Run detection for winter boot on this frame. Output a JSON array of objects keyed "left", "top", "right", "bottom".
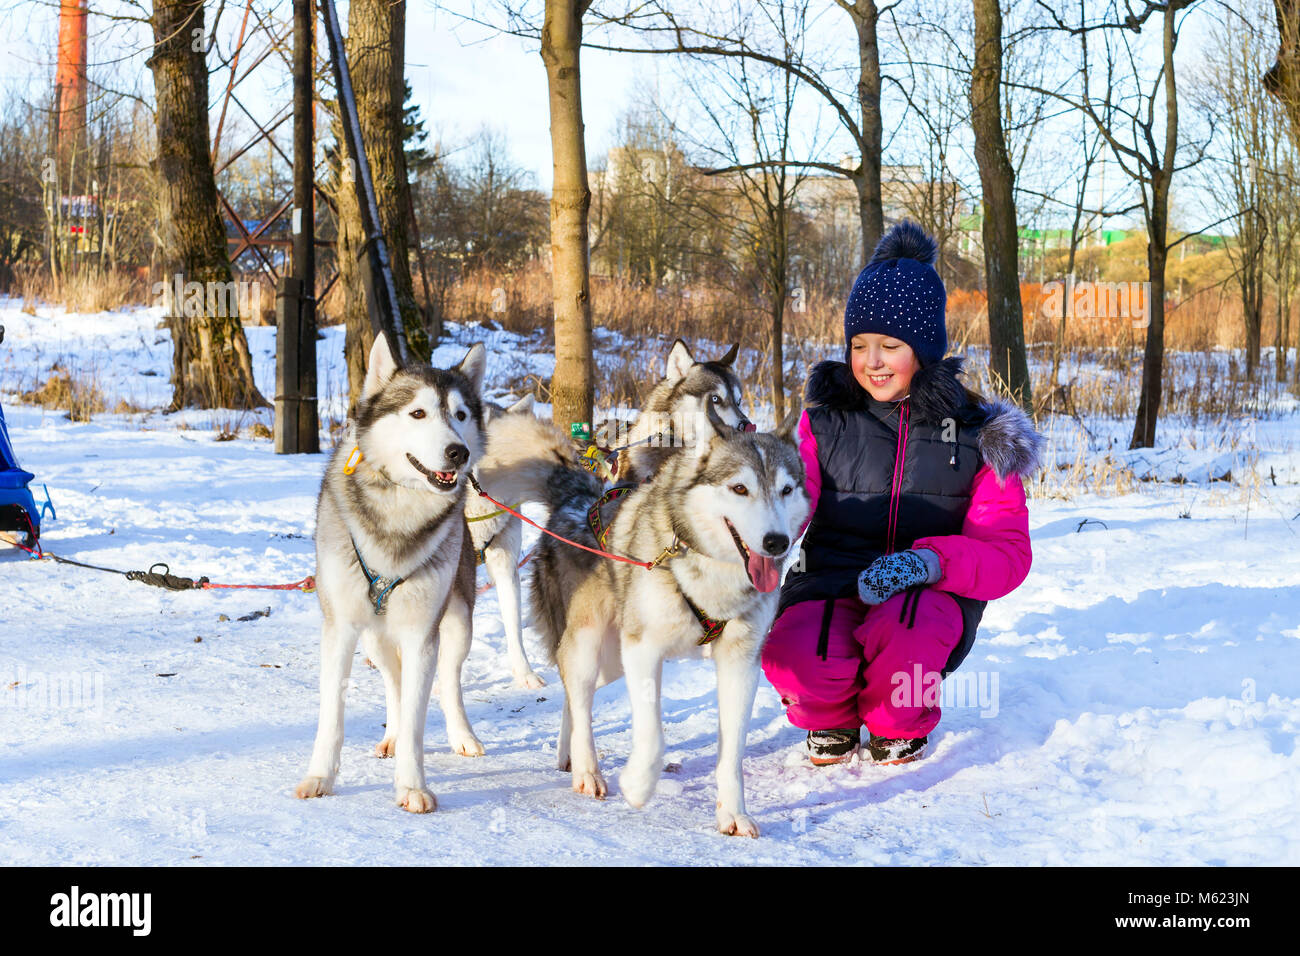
[
  {"left": 866, "top": 733, "right": 927, "bottom": 765},
  {"left": 806, "top": 728, "right": 860, "bottom": 766}
]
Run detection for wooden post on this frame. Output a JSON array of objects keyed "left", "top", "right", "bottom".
[{"left": 276, "top": 0, "right": 320, "bottom": 454}]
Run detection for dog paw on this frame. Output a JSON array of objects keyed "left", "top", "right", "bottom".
[
  {"left": 294, "top": 776, "right": 333, "bottom": 799},
  {"left": 450, "top": 732, "right": 485, "bottom": 757},
  {"left": 572, "top": 770, "right": 607, "bottom": 799},
  {"left": 619, "top": 763, "right": 660, "bottom": 809},
  {"left": 514, "top": 670, "right": 546, "bottom": 690},
  {"left": 716, "top": 808, "right": 760, "bottom": 838},
  {"left": 395, "top": 786, "right": 438, "bottom": 813},
  {"left": 557, "top": 756, "right": 571, "bottom": 772},
  {"left": 374, "top": 737, "right": 396, "bottom": 758}
]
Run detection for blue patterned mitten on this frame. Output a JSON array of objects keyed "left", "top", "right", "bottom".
[{"left": 857, "top": 549, "right": 941, "bottom": 605}]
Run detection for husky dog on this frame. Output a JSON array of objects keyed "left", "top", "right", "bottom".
[
  {"left": 468, "top": 394, "right": 545, "bottom": 688},
  {"left": 471, "top": 342, "right": 750, "bottom": 685},
  {"left": 478, "top": 407, "right": 809, "bottom": 836},
  {"left": 296, "top": 335, "right": 486, "bottom": 814},
  {"left": 611, "top": 339, "right": 753, "bottom": 485}
]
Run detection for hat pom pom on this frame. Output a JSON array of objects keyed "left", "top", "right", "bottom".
[{"left": 867, "top": 220, "right": 938, "bottom": 267}]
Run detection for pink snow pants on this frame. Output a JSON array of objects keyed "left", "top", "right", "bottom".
[{"left": 761, "top": 589, "right": 964, "bottom": 738}]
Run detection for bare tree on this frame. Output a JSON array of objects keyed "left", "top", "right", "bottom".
[
  {"left": 149, "top": 0, "right": 266, "bottom": 410},
  {"left": 1266, "top": 0, "right": 1300, "bottom": 147},
  {"left": 418, "top": 127, "right": 548, "bottom": 272},
  {"left": 1198, "top": 5, "right": 1277, "bottom": 379},
  {"left": 1018, "top": 0, "right": 1207, "bottom": 448},
  {"left": 887, "top": 26, "right": 970, "bottom": 285},
  {"left": 577, "top": 0, "right": 890, "bottom": 268},
  {"left": 971, "top": 0, "right": 1032, "bottom": 406},
  {"left": 691, "top": 28, "right": 815, "bottom": 421},
  {"left": 1262, "top": 109, "right": 1300, "bottom": 385},
  {"left": 542, "top": 0, "right": 596, "bottom": 434}
]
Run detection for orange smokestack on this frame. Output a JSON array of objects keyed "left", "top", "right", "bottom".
[{"left": 56, "top": 0, "right": 88, "bottom": 141}]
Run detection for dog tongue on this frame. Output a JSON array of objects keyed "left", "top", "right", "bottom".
[{"left": 747, "top": 552, "right": 781, "bottom": 592}]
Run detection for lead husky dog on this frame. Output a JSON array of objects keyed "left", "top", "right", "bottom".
[
  {"left": 477, "top": 407, "right": 809, "bottom": 836},
  {"left": 607, "top": 339, "right": 752, "bottom": 485},
  {"left": 296, "top": 336, "right": 486, "bottom": 813}
]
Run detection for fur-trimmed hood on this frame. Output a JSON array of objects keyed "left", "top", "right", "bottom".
[{"left": 804, "top": 356, "right": 1044, "bottom": 482}]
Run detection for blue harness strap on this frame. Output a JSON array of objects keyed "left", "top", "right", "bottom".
[{"left": 352, "top": 538, "right": 404, "bottom": 614}]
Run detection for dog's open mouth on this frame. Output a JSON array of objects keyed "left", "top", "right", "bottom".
[
  {"left": 406, "top": 453, "right": 459, "bottom": 490},
  {"left": 724, "top": 518, "right": 781, "bottom": 593}
]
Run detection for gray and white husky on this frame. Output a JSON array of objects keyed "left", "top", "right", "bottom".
[
  {"left": 609, "top": 339, "right": 752, "bottom": 485},
  {"left": 469, "top": 394, "right": 546, "bottom": 688},
  {"left": 470, "top": 339, "right": 752, "bottom": 687},
  {"left": 477, "top": 407, "right": 810, "bottom": 837},
  {"left": 296, "top": 335, "right": 486, "bottom": 814}
]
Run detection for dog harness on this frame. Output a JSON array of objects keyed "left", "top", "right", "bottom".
[
  {"left": 585, "top": 484, "right": 637, "bottom": 548},
  {"left": 473, "top": 528, "right": 500, "bottom": 567},
  {"left": 682, "top": 594, "right": 727, "bottom": 645},
  {"left": 352, "top": 538, "right": 403, "bottom": 615},
  {"left": 586, "top": 485, "right": 728, "bottom": 645}
]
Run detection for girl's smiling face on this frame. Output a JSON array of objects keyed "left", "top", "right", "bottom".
[{"left": 850, "top": 333, "right": 921, "bottom": 402}]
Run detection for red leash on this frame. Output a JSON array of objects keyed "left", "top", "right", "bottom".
[
  {"left": 466, "top": 475, "right": 678, "bottom": 571},
  {"left": 202, "top": 577, "right": 316, "bottom": 592}
]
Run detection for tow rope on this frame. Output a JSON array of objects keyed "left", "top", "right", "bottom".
[
  {"left": 468, "top": 476, "right": 729, "bottom": 644},
  {"left": 2, "top": 517, "right": 315, "bottom": 593},
  {"left": 467, "top": 474, "right": 679, "bottom": 571}
]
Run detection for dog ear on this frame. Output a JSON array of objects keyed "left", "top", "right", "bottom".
[
  {"left": 362, "top": 333, "right": 399, "bottom": 400},
  {"left": 457, "top": 343, "right": 487, "bottom": 394},
  {"left": 506, "top": 393, "right": 535, "bottom": 415},
  {"left": 774, "top": 408, "right": 801, "bottom": 443},
  {"left": 716, "top": 342, "right": 740, "bottom": 367},
  {"left": 691, "top": 401, "right": 727, "bottom": 460},
  {"left": 665, "top": 338, "right": 695, "bottom": 383}
]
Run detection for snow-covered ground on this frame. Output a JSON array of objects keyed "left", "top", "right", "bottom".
[{"left": 2, "top": 301, "right": 1298, "bottom": 865}]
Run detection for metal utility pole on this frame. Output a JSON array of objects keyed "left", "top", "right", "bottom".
[{"left": 275, "top": 0, "right": 320, "bottom": 454}]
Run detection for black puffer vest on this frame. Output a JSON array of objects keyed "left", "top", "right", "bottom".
[{"left": 780, "top": 356, "right": 992, "bottom": 676}]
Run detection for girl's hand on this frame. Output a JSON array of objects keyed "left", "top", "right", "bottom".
[{"left": 857, "top": 549, "right": 941, "bottom": 605}]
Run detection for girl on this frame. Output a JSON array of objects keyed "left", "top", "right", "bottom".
[{"left": 762, "top": 221, "right": 1043, "bottom": 766}]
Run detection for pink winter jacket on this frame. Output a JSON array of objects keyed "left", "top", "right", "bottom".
[{"left": 794, "top": 404, "right": 1035, "bottom": 604}]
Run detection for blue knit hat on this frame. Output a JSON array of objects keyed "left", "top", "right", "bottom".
[{"left": 844, "top": 220, "right": 947, "bottom": 367}]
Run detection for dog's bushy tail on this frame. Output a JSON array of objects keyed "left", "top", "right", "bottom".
[{"left": 475, "top": 412, "right": 602, "bottom": 512}]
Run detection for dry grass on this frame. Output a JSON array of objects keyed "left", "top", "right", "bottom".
[
  {"left": 18, "top": 363, "right": 109, "bottom": 422},
  {"left": 13, "top": 262, "right": 147, "bottom": 314}
]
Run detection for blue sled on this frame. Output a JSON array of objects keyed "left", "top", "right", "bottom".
[{"left": 0, "top": 400, "right": 40, "bottom": 542}]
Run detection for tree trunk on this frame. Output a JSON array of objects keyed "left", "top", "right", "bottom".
[
  {"left": 542, "top": 0, "right": 594, "bottom": 434},
  {"left": 1278, "top": 248, "right": 1293, "bottom": 383},
  {"left": 769, "top": 198, "right": 788, "bottom": 423},
  {"left": 1129, "top": 5, "right": 1182, "bottom": 450},
  {"left": 334, "top": 0, "right": 424, "bottom": 413},
  {"left": 970, "top": 0, "right": 1032, "bottom": 408},
  {"left": 1243, "top": 256, "right": 1263, "bottom": 379},
  {"left": 851, "top": 0, "right": 884, "bottom": 264},
  {"left": 149, "top": 0, "right": 266, "bottom": 411},
  {"left": 1131, "top": 232, "right": 1167, "bottom": 448},
  {"left": 1267, "top": 0, "right": 1299, "bottom": 385},
  {"left": 1267, "top": 0, "right": 1300, "bottom": 149}
]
